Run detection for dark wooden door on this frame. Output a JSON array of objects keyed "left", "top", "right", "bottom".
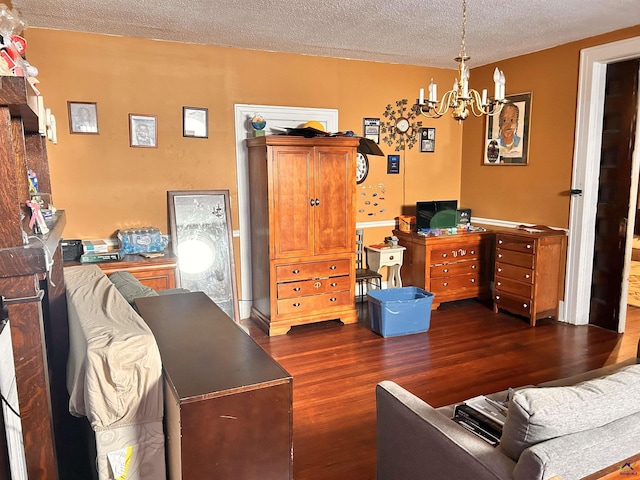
[{"left": 589, "top": 59, "right": 640, "bottom": 330}]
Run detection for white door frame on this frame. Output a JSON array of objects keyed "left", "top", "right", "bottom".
[
  {"left": 565, "top": 36, "right": 640, "bottom": 331},
  {"left": 234, "top": 105, "right": 339, "bottom": 319}
]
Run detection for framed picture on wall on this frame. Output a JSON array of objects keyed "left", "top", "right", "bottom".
[
  {"left": 363, "top": 117, "right": 381, "bottom": 144},
  {"left": 183, "top": 106, "right": 208, "bottom": 138},
  {"left": 387, "top": 155, "right": 400, "bottom": 174},
  {"left": 68, "top": 101, "right": 99, "bottom": 134},
  {"left": 483, "top": 92, "right": 531, "bottom": 165},
  {"left": 420, "top": 127, "right": 436, "bottom": 153},
  {"left": 129, "top": 114, "right": 157, "bottom": 148}
]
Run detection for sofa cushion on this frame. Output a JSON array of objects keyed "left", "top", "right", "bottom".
[
  {"left": 108, "top": 271, "right": 158, "bottom": 305},
  {"left": 500, "top": 363, "right": 640, "bottom": 461},
  {"left": 513, "top": 410, "right": 640, "bottom": 480}
]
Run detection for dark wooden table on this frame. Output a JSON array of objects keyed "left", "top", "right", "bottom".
[{"left": 135, "top": 291, "right": 293, "bottom": 480}]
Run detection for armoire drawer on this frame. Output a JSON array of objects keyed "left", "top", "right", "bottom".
[
  {"left": 496, "top": 248, "right": 535, "bottom": 269},
  {"left": 495, "top": 277, "right": 533, "bottom": 299},
  {"left": 494, "top": 293, "right": 532, "bottom": 316},
  {"left": 496, "top": 234, "right": 537, "bottom": 254},
  {"left": 430, "top": 260, "right": 481, "bottom": 278},
  {"left": 275, "top": 259, "right": 351, "bottom": 282},
  {"left": 277, "top": 275, "right": 351, "bottom": 299},
  {"left": 429, "top": 274, "right": 481, "bottom": 294},
  {"left": 431, "top": 244, "right": 481, "bottom": 263},
  {"left": 276, "top": 290, "right": 352, "bottom": 315}
]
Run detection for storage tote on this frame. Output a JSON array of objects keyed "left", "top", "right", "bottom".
[{"left": 367, "top": 287, "right": 434, "bottom": 337}]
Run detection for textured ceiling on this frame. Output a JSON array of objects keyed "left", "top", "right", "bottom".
[{"left": 12, "top": 0, "right": 640, "bottom": 68}]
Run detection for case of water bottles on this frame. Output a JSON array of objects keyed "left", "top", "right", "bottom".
[{"left": 117, "top": 227, "right": 168, "bottom": 254}]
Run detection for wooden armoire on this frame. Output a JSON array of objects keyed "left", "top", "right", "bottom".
[
  {"left": 0, "top": 76, "right": 69, "bottom": 479},
  {"left": 246, "top": 135, "right": 359, "bottom": 336}
]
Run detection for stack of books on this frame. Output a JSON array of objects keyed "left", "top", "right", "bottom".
[
  {"left": 452, "top": 395, "right": 508, "bottom": 446},
  {"left": 80, "top": 239, "right": 124, "bottom": 263}
]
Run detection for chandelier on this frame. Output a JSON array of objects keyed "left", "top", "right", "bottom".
[{"left": 416, "top": 0, "right": 507, "bottom": 122}]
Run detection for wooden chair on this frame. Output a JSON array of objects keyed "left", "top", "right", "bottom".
[{"left": 355, "top": 229, "right": 382, "bottom": 302}]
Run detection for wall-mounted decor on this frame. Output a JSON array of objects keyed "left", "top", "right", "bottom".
[
  {"left": 420, "top": 127, "right": 436, "bottom": 153},
  {"left": 483, "top": 92, "right": 531, "bottom": 165},
  {"left": 129, "top": 114, "right": 157, "bottom": 148},
  {"left": 363, "top": 117, "right": 380, "bottom": 144},
  {"left": 168, "top": 190, "right": 240, "bottom": 323},
  {"left": 381, "top": 99, "right": 422, "bottom": 151},
  {"left": 183, "top": 106, "right": 208, "bottom": 138},
  {"left": 68, "top": 101, "right": 98, "bottom": 134},
  {"left": 387, "top": 155, "right": 400, "bottom": 174}
]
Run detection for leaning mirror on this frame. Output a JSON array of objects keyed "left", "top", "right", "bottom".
[{"left": 168, "top": 190, "right": 240, "bottom": 323}]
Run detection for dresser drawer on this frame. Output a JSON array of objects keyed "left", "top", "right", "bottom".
[
  {"left": 495, "top": 262, "right": 534, "bottom": 283},
  {"left": 277, "top": 275, "right": 350, "bottom": 299},
  {"left": 276, "top": 259, "right": 351, "bottom": 282},
  {"left": 276, "top": 290, "right": 352, "bottom": 315},
  {"left": 495, "top": 277, "right": 533, "bottom": 299},
  {"left": 431, "top": 260, "right": 482, "bottom": 278},
  {"left": 431, "top": 244, "right": 481, "bottom": 264},
  {"left": 494, "top": 293, "right": 532, "bottom": 316},
  {"left": 496, "top": 234, "right": 536, "bottom": 254},
  {"left": 496, "top": 248, "right": 535, "bottom": 269},
  {"left": 430, "top": 274, "right": 481, "bottom": 294}
]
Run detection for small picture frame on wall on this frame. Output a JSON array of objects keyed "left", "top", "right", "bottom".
[
  {"left": 129, "top": 114, "right": 157, "bottom": 148},
  {"left": 420, "top": 127, "right": 436, "bottom": 153},
  {"left": 363, "top": 117, "right": 381, "bottom": 144},
  {"left": 68, "top": 101, "right": 99, "bottom": 134},
  {"left": 183, "top": 106, "right": 208, "bottom": 138},
  {"left": 387, "top": 155, "right": 400, "bottom": 174},
  {"left": 484, "top": 92, "right": 531, "bottom": 165}
]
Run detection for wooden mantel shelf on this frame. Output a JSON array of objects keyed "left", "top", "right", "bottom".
[{"left": 0, "top": 75, "right": 39, "bottom": 132}]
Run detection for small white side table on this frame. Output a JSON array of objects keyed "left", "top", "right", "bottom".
[{"left": 365, "top": 245, "right": 406, "bottom": 288}]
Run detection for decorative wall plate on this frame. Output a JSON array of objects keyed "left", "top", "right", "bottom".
[{"left": 381, "top": 99, "right": 422, "bottom": 151}]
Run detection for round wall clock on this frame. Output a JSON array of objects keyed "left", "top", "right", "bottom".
[
  {"left": 356, "top": 152, "right": 369, "bottom": 184},
  {"left": 381, "top": 99, "right": 422, "bottom": 151}
]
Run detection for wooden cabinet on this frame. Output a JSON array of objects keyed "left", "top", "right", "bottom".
[
  {"left": 247, "top": 136, "right": 358, "bottom": 335},
  {"left": 95, "top": 254, "right": 177, "bottom": 290},
  {"left": 135, "top": 292, "right": 293, "bottom": 479},
  {"left": 394, "top": 230, "right": 494, "bottom": 309},
  {"left": 493, "top": 227, "right": 567, "bottom": 326},
  {"left": 0, "top": 77, "right": 66, "bottom": 479}
]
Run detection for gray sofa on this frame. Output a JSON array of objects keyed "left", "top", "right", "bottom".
[{"left": 376, "top": 340, "right": 640, "bottom": 480}]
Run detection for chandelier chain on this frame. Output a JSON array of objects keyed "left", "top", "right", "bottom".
[{"left": 460, "top": 0, "right": 467, "bottom": 59}]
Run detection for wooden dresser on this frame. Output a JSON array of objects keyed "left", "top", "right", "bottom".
[
  {"left": 393, "top": 230, "right": 494, "bottom": 309},
  {"left": 95, "top": 253, "right": 177, "bottom": 290},
  {"left": 493, "top": 226, "right": 567, "bottom": 326},
  {"left": 135, "top": 292, "right": 293, "bottom": 479},
  {"left": 246, "top": 135, "right": 359, "bottom": 335}
]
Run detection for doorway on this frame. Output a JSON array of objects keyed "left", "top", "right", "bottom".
[{"left": 565, "top": 36, "right": 640, "bottom": 332}]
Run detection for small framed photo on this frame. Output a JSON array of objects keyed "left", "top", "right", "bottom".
[
  {"left": 363, "top": 117, "right": 380, "bottom": 144},
  {"left": 129, "top": 114, "right": 157, "bottom": 148},
  {"left": 68, "top": 102, "right": 99, "bottom": 134},
  {"left": 484, "top": 92, "right": 531, "bottom": 165},
  {"left": 387, "top": 155, "right": 400, "bottom": 174},
  {"left": 420, "top": 127, "right": 436, "bottom": 153},
  {"left": 183, "top": 106, "right": 208, "bottom": 138}
]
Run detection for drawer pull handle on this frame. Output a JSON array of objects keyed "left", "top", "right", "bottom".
[
  {"left": 292, "top": 269, "right": 300, "bottom": 274},
  {"left": 310, "top": 199, "right": 316, "bottom": 206},
  {"left": 523, "top": 303, "right": 528, "bottom": 308},
  {"left": 497, "top": 253, "right": 502, "bottom": 258},
  {"left": 525, "top": 274, "right": 530, "bottom": 279},
  {"left": 442, "top": 253, "right": 448, "bottom": 258},
  {"left": 329, "top": 265, "right": 337, "bottom": 270},
  {"left": 293, "top": 302, "right": 301, "bottom": 307},
  {"left": 443, "top": 282, "right": 448, "bottom": 287},
  {"left": 314, "top": 282, "right": 321, "bottom": 289},
  {"left": 293, "top": 287, "right": 301, "bottom": 291},
  {"left": 527, "top": 244, "right": 532, "bottom": 249},
  {"left": 330, "top": 297, "right": 337, "bottom": 302},
  {"left": 470, "top": 278, "right": 476, "bottom": 283},
  {"left": 497, "top": 267, "right": 502, "bottom": 272},
  {"left": 497, "top": 281, "right": 501, "bottom": 286},
  {"left": 315, "top": 198, "right": 321, "bottom": 206},
  {"left": 470, "top": 250, "right": 476, "bottom": 255},
  {"left": 471, "top": 265, "right": 477, "bottom": 269},
  {"left": 330, "top": 282, "right": 337, "bottom": 287},
  {"left": 498, "top": 239, "right": 503, "bottom": 244},
  {"left": 443, "top": 268, "right": 449, "bottom": 273},
  {"left": 496, "top": 295, "right": 500, "bottom": 300},
  {"left": 389, "top": 255, "right": 394, "bottom": 260}
]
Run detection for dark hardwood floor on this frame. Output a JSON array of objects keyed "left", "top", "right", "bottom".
[{"left": 243, "top": 300, "right": 640, "bottom": 480}]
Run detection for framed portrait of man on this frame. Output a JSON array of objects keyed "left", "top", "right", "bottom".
[
  {"left": 483, "top": 92, "right": 531, "bottom": 165},
  {"left": 129, "top": 114, "right": 157, "bottom": 148},
  {"left": 68, "top": 101, "right": 99, "bottom": 134}
]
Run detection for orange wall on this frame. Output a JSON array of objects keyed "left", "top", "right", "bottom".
[
  {"left": 461, "top": 26, "right": 640, "bottom": 228},
  {"left": 24, "top": 28, "right": 464, "bottom": 242}
]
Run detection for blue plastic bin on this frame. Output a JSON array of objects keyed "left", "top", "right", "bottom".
[{"left": 367, "top": 287, "right": 434, "bottom": 337}]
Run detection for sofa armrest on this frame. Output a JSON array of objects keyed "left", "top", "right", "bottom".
[{"left": 376, "top": 381, "right": 515, "bottom": 480}]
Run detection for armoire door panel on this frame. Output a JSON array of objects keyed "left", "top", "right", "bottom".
[{"left": 271, "top": 147, "right": 315, "bottom": 258}]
